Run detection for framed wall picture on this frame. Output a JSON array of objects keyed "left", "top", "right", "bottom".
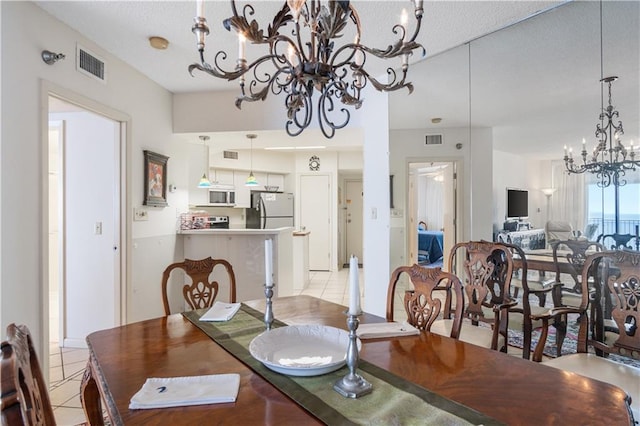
[{"left": 143, "top": 150, "right": 169, "bottom": 207}]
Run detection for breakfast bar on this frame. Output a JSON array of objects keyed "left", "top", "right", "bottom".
[{"left": 180, "top": 227, "right": 294, "bottom": 301}]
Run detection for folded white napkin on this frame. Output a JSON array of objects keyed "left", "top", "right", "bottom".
[
  {"left": 129, "top": 374, "right": 240, "bottom": 409},
  {"left": 200, "top": 301, "right": 241, "bottom": 322},
  {"left": 356, "top": 321, "right": 420, "bottom": 339}
]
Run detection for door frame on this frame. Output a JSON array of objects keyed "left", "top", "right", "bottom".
[
  {"left": 40, "top": 81, "right": 131, "bottom": 378},
  {"left": 406, "top": 158, "right": 462, "bottom": 270}
]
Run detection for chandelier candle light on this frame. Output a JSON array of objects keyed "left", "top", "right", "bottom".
[
  {"left": 334, "top": 255, "right": 372, "bottom": 398},
  {"left": 190, "top": 0, "right": 425, "bottom": 138}
]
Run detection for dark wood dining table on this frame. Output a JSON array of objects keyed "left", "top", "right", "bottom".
[{"left": 80, "top": 295, "right": 633, "bottom": 425}]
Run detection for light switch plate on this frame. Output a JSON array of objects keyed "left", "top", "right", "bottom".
[{"left": 134, "top": 208, "right": 148, "bottom": 221}]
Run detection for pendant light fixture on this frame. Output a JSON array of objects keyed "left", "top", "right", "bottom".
[
  {"left": 197, "top": 135, "right": 212, "bottom": 188},
  {"left": 245, "top": 133, "right": 259, "bottom": 187}
]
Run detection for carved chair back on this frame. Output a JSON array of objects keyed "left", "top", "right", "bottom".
[
  {"left": 162, "top": 257, "right": 237, "bottom": 315},
  {"left": 584, "top": 250, "right": 640, "bottom": 360},
  {"left": 386, "top": 264, "right": 464, "bottom": 338},
  {"left": 1, "top": 324, "right": 56, "bottom": 426},
  {"left": 447, "top": 241, "right": 516, "bottom": 351},
  {"left": 551, "top": 239, "right": 604, "bottom": 302},
  {"left": 597, "top": 233, "right": 640, "bottom": 251}
]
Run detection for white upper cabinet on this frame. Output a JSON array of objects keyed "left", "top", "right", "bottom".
[
  {"left": 213, "top": 169, "right": 234, "bottom": 185},
  {"left": 267, "top": 174, "right": 285, "bottom": 190}
]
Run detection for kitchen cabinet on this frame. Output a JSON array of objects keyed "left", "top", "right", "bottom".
[
  {"left": 212, "top": 169, "right": 234, "bottom": 185},
  {"left": 267, "top": 173, "right": 285, "bottom": 190},
  {"left": 233, "top": 171, "right": 284, "bottom": 208},
  {"left": 233, "top": 171, "right": 251, "bottom": 208}
]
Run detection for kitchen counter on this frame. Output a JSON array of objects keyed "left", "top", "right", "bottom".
[
  {"left": 181, "top": 228, "right": 294, "bottom": 303},
  {"left": 180, "top": 227, "right": 294, "bottom": 235}
]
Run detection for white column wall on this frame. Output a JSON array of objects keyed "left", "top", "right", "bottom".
[{"left": 361, "top": 86, "right": 390, "bottom": 317}]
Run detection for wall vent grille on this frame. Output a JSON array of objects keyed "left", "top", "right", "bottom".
[
  {"left": 425, "top": 134, "right": 443, "bottom": 145},
  {"left": 223, "top": 151, "right": 239, "bottom": 159},
  {"left": 76, "top": 45, "right": 106, "bottom": 83}
]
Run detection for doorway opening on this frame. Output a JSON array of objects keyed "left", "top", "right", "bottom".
[{"left": 407, "top": 161, "right": 458, "bottom": 269}]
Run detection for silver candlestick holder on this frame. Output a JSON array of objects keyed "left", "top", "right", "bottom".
[
  {"left": 264, "top": 284, "right": 274, "bottom": 330},
  {"left": 333, "top": 311, "right": 372, "bottom": 398}
]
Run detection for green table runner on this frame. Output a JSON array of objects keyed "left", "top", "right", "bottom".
[{"left": 183, "top": 305, "right": 501, "bottom": 425}]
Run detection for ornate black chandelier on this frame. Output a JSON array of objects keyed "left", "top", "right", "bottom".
[
  {"left": 189, "top": 0, "right": 425, "bottom": 138},
  {"left": 563, "top": 76, "right": 637, "bottom": 188}
]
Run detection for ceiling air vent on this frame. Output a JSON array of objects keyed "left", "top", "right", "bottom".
[
  {"left": 223, "top": 151, "right": 239, "bottom": 160},
  {"left": 425, "top": 134, "right": 443, "bottom": 145},
  {"left": 76, "top": 45, "right": 106, "bottom": 83}
]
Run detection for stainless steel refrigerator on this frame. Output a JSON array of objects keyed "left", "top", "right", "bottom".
[{"left": 246, "top": 191, "right": 294, "bottom": 229}]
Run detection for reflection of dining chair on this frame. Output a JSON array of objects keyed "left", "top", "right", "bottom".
[
  {"left": 550, "top": 239, "right": 604, "bottom": 307},
  {"left": 532, "top": 250, "right": 640, "bottom": 420},
  {"left": 162, "top": 257, "right": 236, "bottom": 315},
  {"left": 386, "top": 264, "right": 463, "bottom": 338},
  {"left": 444, "top": 241, "right": 517, "bottom": 352},
  {"left": 597, "top": 233, "right": 640, "bottom": 251},
  {"left": 1, "top": 324, "right": 57, "bottom": 425},
  {"left": 503, "top": 242, "right": 563, "bottom": 359}
]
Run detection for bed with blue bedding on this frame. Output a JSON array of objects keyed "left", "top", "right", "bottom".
[{"left": 417, "top": 230, "right": 444, "bottom": 266}]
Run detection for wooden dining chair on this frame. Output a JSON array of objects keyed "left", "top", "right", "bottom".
[
  {"left": 1, "top": 324, "right": 57, "bottom": 426},
  {"left": 386, "top": 264, "right": 464, "bottom": 338},
  {"left": 442, "top": 241, "right": 517, "bottom": 352},
  {"left": 161, "top": 257, "right": 237, "bottom": 315},
  {"left": 503, "top": 242, "right": 563, "bottom": 359},
  {"left": 532, "top": 250, "right": 640, "bottom": 420}
]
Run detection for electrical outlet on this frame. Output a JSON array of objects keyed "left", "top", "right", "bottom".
[
  {"left": 94, "top": 221, "right": 103, "bottom": 235},
  {"left": 134, "top": 208, "right": 149, "bottom": 221}
]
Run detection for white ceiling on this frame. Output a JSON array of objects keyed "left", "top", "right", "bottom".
[{"left": 38, "top": 1, "right": 639, "bottom": 159}]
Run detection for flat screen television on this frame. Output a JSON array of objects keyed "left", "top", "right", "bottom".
[{"left": 506, "top": 188, "right": 528, "bottom": 219}]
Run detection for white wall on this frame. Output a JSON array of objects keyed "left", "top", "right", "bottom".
[
  {"left": 0, "top": 2, "right": 186, "bottom": 361},
  {"left": 492, "top": 150, "right": 547, "bottom": 232}
]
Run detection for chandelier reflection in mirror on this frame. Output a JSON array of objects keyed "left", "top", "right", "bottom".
[
  {"left": 189, "top": 0, "right": 425, "bottom": 138},
  {"left": 563, "top": 76, "right": 637, "bottom": 188}
]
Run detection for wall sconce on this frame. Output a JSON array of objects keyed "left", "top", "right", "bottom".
[{"left": 41, "top": 50, "right": 66, "bottom": 65}]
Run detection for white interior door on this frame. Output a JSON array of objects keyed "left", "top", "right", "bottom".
[
  {"left": 345, "top": 180, "right": 363, "bottom": 263},
  {"left": 300, "top": 175, "right": 331, "bottom": 271},
  {"left": 50, "top": 97, "right": 121, "bottom": 348}
]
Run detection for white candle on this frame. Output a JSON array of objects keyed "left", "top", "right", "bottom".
[
  {"left": 196, "top": 0, "right": 204, "bottom": 18},
  {"left": 238, "top": 33, "right": 246, "bottom": 60},
  {"left": 265, "top": 239, "right": 273, "bottom": 287},
  {"left": 348, "top": 255, "right": 360, "bottom": 315}
]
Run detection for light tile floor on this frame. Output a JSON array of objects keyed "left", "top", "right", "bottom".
[{"left": 49, "top": 343, "right": 90, "bottom": 425}]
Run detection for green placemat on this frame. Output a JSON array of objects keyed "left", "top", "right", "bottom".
[{"left": 183, "top": 305, "right": 501, "bottom": 426}]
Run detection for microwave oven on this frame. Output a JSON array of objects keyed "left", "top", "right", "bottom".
[{"left": 207, "top": 185, "right": 235, "bottom": 206}]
